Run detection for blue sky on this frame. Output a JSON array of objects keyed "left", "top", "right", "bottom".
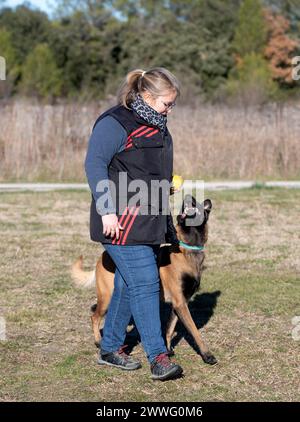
[{"left": 5, "top": 0, "right": 54, "bottom": 14}]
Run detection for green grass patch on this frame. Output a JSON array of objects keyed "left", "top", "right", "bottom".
[{"left": 0, "top": 188, "right": 299, "bottom": 402}]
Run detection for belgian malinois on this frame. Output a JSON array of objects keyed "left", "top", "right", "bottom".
[{"left": 71, "top": 195, "right": 217, "bottom": 365}]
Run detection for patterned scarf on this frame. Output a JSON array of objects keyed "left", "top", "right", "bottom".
[{"left": 130, "top": 94, "right": 167, "bottom": 133}]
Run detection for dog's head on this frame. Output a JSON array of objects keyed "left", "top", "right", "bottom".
[{"left": 176, "top": 195, "right": 212, "bottom": 244}]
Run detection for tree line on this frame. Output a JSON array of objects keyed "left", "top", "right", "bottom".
[{"left": 0, "top": 0, "right": 299, "bottom": 103}]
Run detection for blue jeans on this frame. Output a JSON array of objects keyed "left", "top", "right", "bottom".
[{"left": 100, "top": 244, "right": 167, "bottom": 363}]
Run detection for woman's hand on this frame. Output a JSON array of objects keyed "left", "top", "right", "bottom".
[{"left": 102, "top": 214, "right": 124, "bottom": 240}]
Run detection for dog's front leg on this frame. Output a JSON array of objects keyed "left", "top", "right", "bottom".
[{"left": 173, "top": 301, "right": 218, "bottom": 365}]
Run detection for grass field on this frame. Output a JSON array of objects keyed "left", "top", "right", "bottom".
[{"left": 0, "top": 188, "right": 299, "bottom": 402}]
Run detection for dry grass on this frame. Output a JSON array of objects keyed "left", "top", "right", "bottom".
[
  {"left": 0, "top": 100, "right": 300, "bottom": 182},
  {"left": 0, "top": 187, "right": 299, "bottom": 402},
  {"left": 171, "top": 103, "right": 300, "bottom": 180}
]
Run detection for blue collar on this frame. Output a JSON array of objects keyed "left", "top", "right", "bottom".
[{"left": 179, "top": 241, "right": 205, "bottom": 251}]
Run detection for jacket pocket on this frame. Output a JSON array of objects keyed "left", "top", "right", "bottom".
[
  {"left": 133, "top": 136, "right": 163, "bottom": 175},
  {"left": 133, "top": 136, "right": 163, "bottom": 149}
]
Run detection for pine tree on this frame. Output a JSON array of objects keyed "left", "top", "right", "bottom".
[
  {"left": 0, "top": 29, "right": 18, "bottom": 96},
  {"left": 22, "top": 43, "right": 62, "bottom": 99},
  {"left": 233, "top": 0, "right": 268, "bottom": 56}
]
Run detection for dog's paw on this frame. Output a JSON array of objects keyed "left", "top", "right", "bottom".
[{"left": 201, "top": 352, "right": 218, "bottom": 365}]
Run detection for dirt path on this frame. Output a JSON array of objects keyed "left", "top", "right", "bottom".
[{"left": 0, "top": 181, "right": 300, "bottom": 192}]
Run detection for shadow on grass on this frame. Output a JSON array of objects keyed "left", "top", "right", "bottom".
[{"left": 123, "top": 290, "right": 221, "bottom": 356}]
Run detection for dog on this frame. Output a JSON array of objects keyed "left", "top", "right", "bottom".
[{"left": 71, "top": 195, "right": 217, "bottom": 365}]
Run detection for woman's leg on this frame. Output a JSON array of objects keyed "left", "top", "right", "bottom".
[
  {"left": 102, "top": 244, "right": 167, "bottom": 363},
  {"left": 100, "top": 266, "right": 132, "bottom": 354}
]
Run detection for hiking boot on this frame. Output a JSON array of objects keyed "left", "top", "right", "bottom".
[
  {"left": 151, "top": 352, "right": 183, "bottom": 381},
  {"left": 98, "top": 345, "right": 142, "bottom": 371}
]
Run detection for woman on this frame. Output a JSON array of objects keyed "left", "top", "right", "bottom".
[{"left": 85, "top": 67, "right": 182, "bottom": 381}]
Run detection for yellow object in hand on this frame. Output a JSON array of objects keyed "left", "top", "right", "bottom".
[{"left": 172, "top": 174, "right": 184, "bottom": 191}]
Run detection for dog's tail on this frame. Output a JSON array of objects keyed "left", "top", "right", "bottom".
[{"left": 71, "top": 255, "right": 96, "bottom": 289}]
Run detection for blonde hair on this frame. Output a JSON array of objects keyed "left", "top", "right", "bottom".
[{"left": 117, "top": 67, "right": 180, "bottom": 108}]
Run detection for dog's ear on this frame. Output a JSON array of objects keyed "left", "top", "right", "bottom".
[{"left": 204, "top": 199, "right": 212, "bottom": 213}]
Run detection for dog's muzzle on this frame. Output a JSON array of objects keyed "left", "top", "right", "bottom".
[{"left": 180, "top": 206, "right": 201, "bottom": 219}]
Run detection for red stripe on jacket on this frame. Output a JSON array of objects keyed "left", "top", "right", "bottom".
[
  {"left": 111, "top": 206, "right": 129, "bottom": 245},
  {"left": 125, "top": 126, "right": 153, "bottom": 149},
  {"left": 120, "top": 206, "right": 140, "bottom": 245},
  {"left": 145, "top": 129, "right": 159, "bottom": 137},
  {"left": 116, "top": 206, "right": 136, "bottom": 245},
  {"left": 125, "top": 126, "right": 147, "bottom": 148}
]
